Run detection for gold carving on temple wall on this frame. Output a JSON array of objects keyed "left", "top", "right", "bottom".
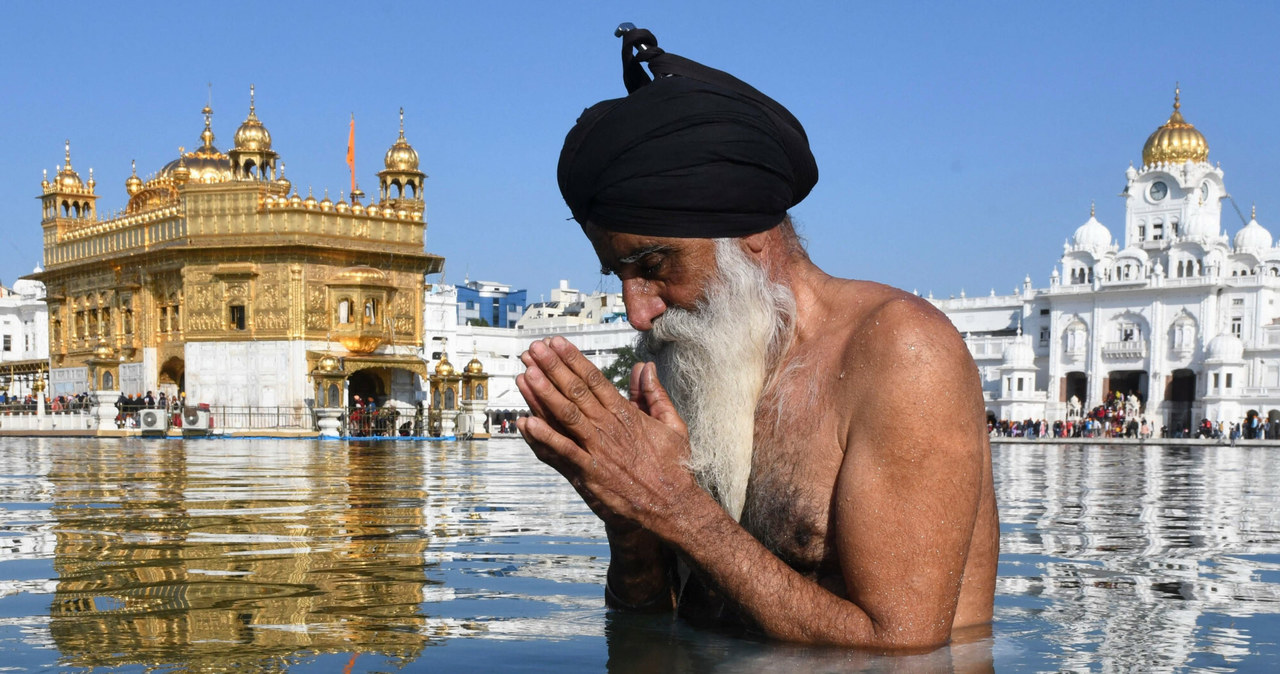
[{"left": 305, "top": 282, "right": 327, "bottom": 330}]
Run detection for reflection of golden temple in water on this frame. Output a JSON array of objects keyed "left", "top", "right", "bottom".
[{"left": 47, "top": 440, "right": 432, "bottom": 669}]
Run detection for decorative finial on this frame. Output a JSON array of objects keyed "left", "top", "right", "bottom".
[
  {"left": 249, "top": 83, "right": 255, "bottom": 114},
  {"left": 1090, "top": 200, "right": 1095, "bottom": 218},
  {"left": 1173, "top": 83, "right": 1181, "bottom": 112},
  {"left": 1252, "top": 203, "right": 1257, "bottom": 220},
  {"left": 64, "top": 139, "right": 71, "bottom": 166},
  {"left": 399, "top": 107, "right": 405, "bottom": 136}
]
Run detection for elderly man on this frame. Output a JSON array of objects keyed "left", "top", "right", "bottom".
[{"left": 517, "top": 26, "right": 997, "bottom": 651}]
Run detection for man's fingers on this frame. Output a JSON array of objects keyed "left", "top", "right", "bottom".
[
  {"left": 521, "top": 359, "right": 597, "bottom": 438},
  {"left": 549, "top": 336, "right": 628, "bottom": 406},
  {"left": 640, "top": 362, "right": 686, "bottom": 433},
  {"left": 528, "top": 338, "right": 614, "bottom": 421},
  {"left": 517, "top": 414, "right": 591, "bottom": 473},
  {"left": 628, "top": 362, "right": 648, "bottom": 410}
]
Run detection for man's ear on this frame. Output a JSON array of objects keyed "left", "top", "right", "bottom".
[{"left": 739, "top": 229, "right": 770, "bottom": 256}]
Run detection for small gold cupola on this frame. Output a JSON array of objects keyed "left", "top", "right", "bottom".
[
  {"left": 39, "top": 140, "right": 98, "bottom": 222},
  {"left": 1142, "top": 85, "right": 1209, "bottom": 166},
  {"left": 377, "top": 108, "right": 426, "bottom": 212},
  {"left": 230, "top": 84, "right": 280, "bottom": 182},
  {"left": 125, "top": 159, "right": 143, "bottom": 195}
]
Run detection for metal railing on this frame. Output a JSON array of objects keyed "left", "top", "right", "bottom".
[
  {"left": 341, "top": 408, "right": 422, "bottom": 437},
  {"left": 208, "top": 406, "right": 315, "bottom": 431}
]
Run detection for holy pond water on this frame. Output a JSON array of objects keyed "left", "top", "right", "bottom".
[{"left": 0, "top": 437, "right": 1277, "bottom": 672}]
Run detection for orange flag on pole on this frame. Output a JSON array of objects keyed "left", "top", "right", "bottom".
[{"left": 346, "top": 114, "right": 356, "bottom": 193}]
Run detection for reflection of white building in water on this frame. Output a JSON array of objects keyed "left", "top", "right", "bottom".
[
  {"left": 936, "top": 91, "right": 1280, "bottom": 430},
  {"left": 994, "top": 443, "right": 1280, "bottom": 671}
]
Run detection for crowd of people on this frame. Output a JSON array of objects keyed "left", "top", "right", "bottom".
[
  {"left": 113, "top": 390, "right": 180, "bottom": 428},
  {"left": 991, "top": 393, "right": 1280, "bottom": 440}
]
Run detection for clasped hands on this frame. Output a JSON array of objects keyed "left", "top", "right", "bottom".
[{"left": 516, "top": 337, "right": 697, "bottom": 533}]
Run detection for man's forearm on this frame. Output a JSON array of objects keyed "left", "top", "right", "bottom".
[
  {"left": 605, "top": 524, "right": 674, "bottom": 611},
  {"left": 654, "top": 486, "right": 942, "bottom": 649}
]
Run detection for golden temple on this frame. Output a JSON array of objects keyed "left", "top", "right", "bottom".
[{"left": 28, "top": 88, "right": 444, "bottom": 408}]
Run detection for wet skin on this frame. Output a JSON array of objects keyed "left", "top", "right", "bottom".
[{"left": 517, "top": 223, "right": 998, "bottom": 650}]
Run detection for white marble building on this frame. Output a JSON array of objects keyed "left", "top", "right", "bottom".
[
  {"left": 0, "top": 272, "right": 48, "bottom": 368},
  {"left": 424, "top": 280, "right": 635, "bottom": 419},
  {"left": 934, "top": 91, "right": 1280, "bottom": 431}
]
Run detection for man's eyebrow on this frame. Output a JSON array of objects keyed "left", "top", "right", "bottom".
[{"left": 618, "top": 244, "right": 674, "bottom": 265}]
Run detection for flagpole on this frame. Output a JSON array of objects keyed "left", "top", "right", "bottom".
[{"left": 346, "top": 113, "right": 356, "bottom": 195}]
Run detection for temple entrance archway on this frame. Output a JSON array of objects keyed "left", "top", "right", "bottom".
[
  {"left": 1107, "top": 370, "right": 1148, "bottom": 405},
  {"left": 1064, "top": 371, "right": 1088, "bottom": 407},
  {"left": 1167, "top": 369, "right": 1196, "bottom": 434},
  {"left": 347, "top": 369, "right": 386, "bottom": 407},
  {"left": 159, "top": 356, "right": 185, "bottom": 400}
]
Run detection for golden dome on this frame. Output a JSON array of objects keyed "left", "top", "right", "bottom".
[
  {"left": 318, "top": 354, "right": 340, "bottom": 372},
  {"left": 158, "top": 105, "right": 232, "bottom": 183},
  {"left": 233, "top": 85, "right": 273, "bottom": 151},
  {"left": 320, "top": 190, "right": 334, "bottom": 211},
  {"left": 275, "top": 162, "right": 291, "bottom": 192},
  {"left": 465, "top": 357, "right": 484, "bottom": 374},
  {"left": 1142, "top": 87, "right": 1209, "bottom": 166},
  {"left": 56, "top": 140, "right": 83, "bottom": 188},
  {"left": 171, "top": 150, "right": 191, "bottom": 184},
  {"left": 434, "top": 355, "right": 455, "bottom": 376},
  {"left": 125, "top": 159, "right": 143, "bottom": 196},
  {"left": 288, "top": 191, "right": 303, "bottom": 207},
  {"left": 330, "top": 265, "right": 390, "bottom": 286},
  {"left": 384, "top": 108, "right": 420, "bottom": 171},
  {"left": 303, "top": 189, "right": 318, "bottom": 209}
]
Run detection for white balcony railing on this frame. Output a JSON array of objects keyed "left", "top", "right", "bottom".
[{"left": 1102, "top": 340, "right": 1148, "bottom": 359}]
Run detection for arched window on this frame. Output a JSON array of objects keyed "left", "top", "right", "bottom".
[
  {"left": 475, "top": 384, "right": 485, "bottom": 399},
  {"left": 337, "top": 298, "right": 351, "bottom": 324},
  {"left": 363, "top": 299, "right": 378, "bottom": 324},
  {"left": 444, "top": 388, "right": 455, "bottom": 410}
]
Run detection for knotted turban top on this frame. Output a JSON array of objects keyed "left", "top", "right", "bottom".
[{"left": 557, "top": 27, "right": 819, "bottom": 238}]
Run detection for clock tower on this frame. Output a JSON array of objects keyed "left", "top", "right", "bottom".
[{"left": 1122, "top": 87, "right": 1225, "bottom": 254}]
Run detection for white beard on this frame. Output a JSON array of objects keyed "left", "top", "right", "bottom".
[{"left": 637, "top": 238, "right": 795, "bottom": 521}]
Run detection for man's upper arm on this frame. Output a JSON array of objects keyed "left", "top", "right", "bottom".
[{"left": 834, "top": 297, "right": 986, "bottom": 645}]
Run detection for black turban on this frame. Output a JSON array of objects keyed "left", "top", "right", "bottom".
[{"left": 557, "top": 27, "right": 818, "bottom": 239}]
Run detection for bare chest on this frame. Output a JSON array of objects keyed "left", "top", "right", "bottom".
[{"left": 738, "top": 407, "right": 844, "bottom": 579}]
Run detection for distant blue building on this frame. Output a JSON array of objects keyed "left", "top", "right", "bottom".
[{"left": 456, "top": 280, "right": 526, "bottom": 328}]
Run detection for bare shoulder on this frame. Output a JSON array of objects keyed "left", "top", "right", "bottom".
[
  {"left": 820, "top": 279, "right": 984, "bottom": 451},
  {"left": 825, "top": 279, "right": 973, "bottom": 373}
]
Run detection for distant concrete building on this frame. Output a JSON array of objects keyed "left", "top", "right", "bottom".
[
  {"left": 456, "top": 279, "right": 526, "bottom": 328},
  {"left": 516, "top": 279, "right": 626, "bottom": 330}
]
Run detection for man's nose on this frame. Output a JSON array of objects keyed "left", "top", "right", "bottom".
[{"left": 622, "top": 277, "right": 666, "bottom": 331}]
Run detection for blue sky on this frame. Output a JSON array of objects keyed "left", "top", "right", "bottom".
[{"left": 2, "top": 2, "right": 1278, "bottom": 301}]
